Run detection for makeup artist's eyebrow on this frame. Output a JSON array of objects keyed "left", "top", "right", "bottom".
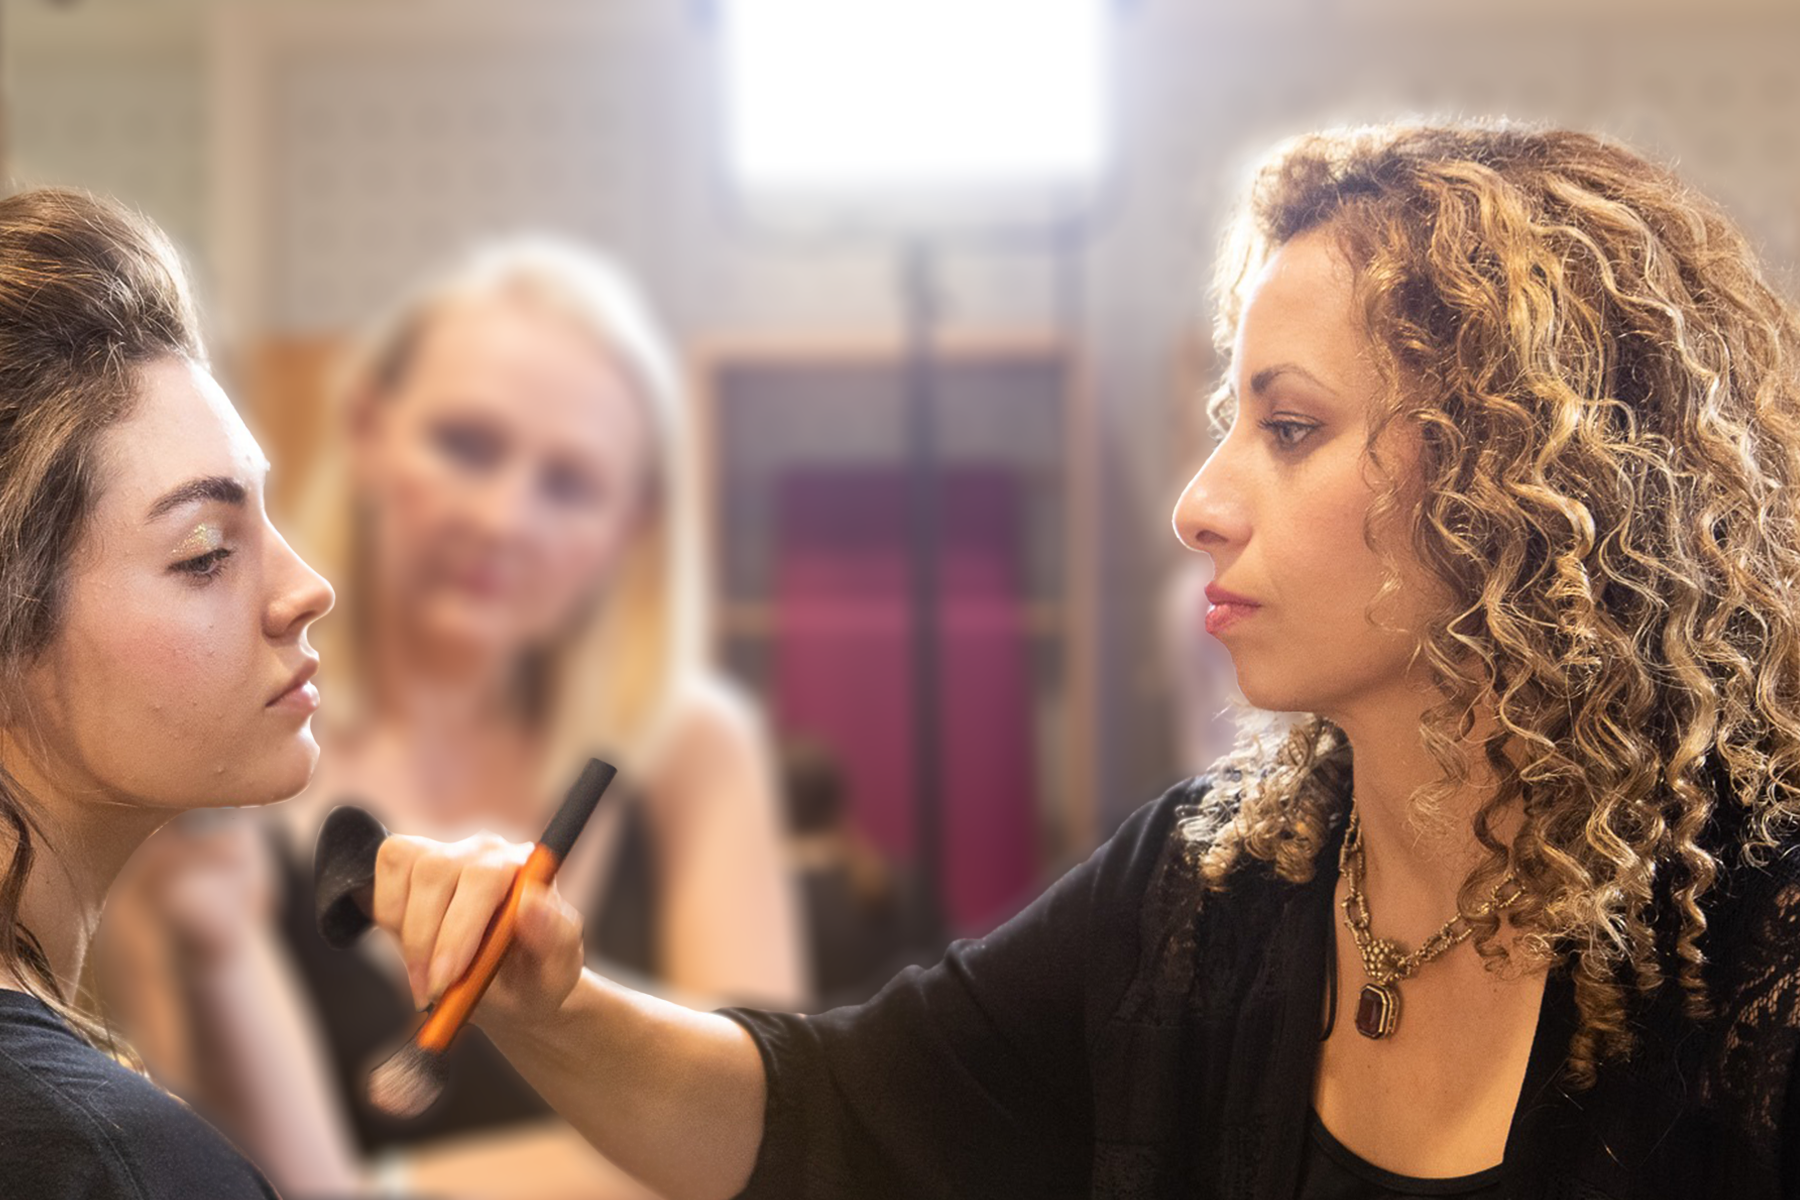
[
  {"left": 145, "top": 475, "right": 247, "bottom": 522},
  {"left": 1249, "top": 363, "right": 1339, "bottom": 397}
]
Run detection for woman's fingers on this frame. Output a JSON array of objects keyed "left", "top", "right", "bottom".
[
  {"left": 514, "top": 883, "right": 565, "bottom": 951},
  {"left": 372, "top": 835, "right": 425, "bottom": 937},
  {"left": 427, "top": 847, "right": 531, "bottom": 1002},
  {"left": 400, "top": 851, "right": 466, "bottom": 1008},
  {"left": 372, "top": 832, "right": 531, "bottom": 1009}
]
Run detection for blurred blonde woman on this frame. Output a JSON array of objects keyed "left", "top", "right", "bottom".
[{"left": 100, "top": 238, "right": 806, "bottom": 1198}]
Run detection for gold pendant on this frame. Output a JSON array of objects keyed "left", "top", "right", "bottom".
[{"left": 1354, "top": 982, "right": 1400, "bottom": 1039}]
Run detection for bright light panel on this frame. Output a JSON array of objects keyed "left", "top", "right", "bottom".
[{"left": 721, "top": 0, "right": 1108, "bottom": 194}]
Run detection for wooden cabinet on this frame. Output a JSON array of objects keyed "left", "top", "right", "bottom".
[{"left": 692, "top": 332, "right": 1098, "bottom": 923}]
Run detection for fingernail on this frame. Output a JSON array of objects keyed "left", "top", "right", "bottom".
[
  {"left": 426, "top": 952, "right": 450, "bottom": 1001},
  {"left": 408, "top": 967, "right": 427, "bottom": 1011}
]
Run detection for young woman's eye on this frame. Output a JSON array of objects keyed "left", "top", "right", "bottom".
[
  {"left": 431, "top": 421, "right": 504, "bottom": 471},
  {"left": 171, "top": 547, "right": 233, "bottom": 581},
  {"left": 1258, "top": 417, "right": 1319, "bottom": 450}
]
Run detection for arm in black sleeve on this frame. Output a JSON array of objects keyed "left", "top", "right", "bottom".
[{"left": 718, "top": 778, "right": 1207, "bottom": 1200}]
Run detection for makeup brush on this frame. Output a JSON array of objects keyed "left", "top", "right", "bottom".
[{"left": 367, "top": 756, "right": 618, "bottom": 1118}]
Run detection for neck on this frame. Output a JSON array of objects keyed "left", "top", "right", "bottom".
[
  {"left": 366, "top": 593, "right": 526, "bottom": 736},
  {"left": 1328, "top": 678, "right": 1515, "bottom": 921},
  {"left": 355, "top": 608, "right": 543, "bottom": 831},
  {"left": 0, "top": 731, "right": 169, "bottom": 1000}
]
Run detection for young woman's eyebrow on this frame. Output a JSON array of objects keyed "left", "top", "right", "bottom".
[
  {"left": 145, "top": 475, "right": 247, "bottom": 522},
  {"left": 1249, "top": 363, "right": 1339, "bottom": 397}
]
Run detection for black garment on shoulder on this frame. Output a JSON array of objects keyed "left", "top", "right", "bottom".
[
  {"left": 275, "top": 793, "right": 659, "bottom": 1153},
  {"left": 1296, "top": 1110, "right": 1510, "bottom": 1199},
  {"left": 0, "top": 989, "right": 280, "bottom": 1200},
  {"left": 720, "top": 774, "right": 1800, "bottom": 1199}
]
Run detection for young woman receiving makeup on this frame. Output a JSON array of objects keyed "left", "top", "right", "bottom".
[
  {"left": 0, "top": 188, "right": 334, "bottom": 1198},
  {"left": 360, "top": 122, "right": 1800, "bottom": 1199},
  {"left": 100, "top": 238, "right": 806, "bottom": 1198}
]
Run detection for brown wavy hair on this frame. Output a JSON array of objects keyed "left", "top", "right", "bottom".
[
  {"left": 1192, "top": 122, "right": 1800, "bottom": 1086},
  {"left": 0, "top": 188, "right": 203, "bottom": 1056}
]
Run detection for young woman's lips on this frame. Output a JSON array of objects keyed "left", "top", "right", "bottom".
[
  {"left": 268, "top": 661, "right": 321, "bottom": 712},
  {"left": 1203, "top": 585, "right": 1262, "bottom": 638}
]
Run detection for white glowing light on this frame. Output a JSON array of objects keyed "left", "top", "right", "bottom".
[{"left": 721, "top": 0, "right": 1108, "bottom": 194}]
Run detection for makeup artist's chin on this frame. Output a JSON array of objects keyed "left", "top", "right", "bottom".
[{"left": 1227, "top": 654, "right": 1329, "bottom": 718}]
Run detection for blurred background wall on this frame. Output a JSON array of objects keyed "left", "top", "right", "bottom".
[{"left": 9, "top": 0, "right": 1800, "bottom": 916}]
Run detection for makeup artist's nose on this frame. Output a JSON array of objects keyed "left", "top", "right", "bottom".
[
  {"left": 265, "top": 525, "right": 336, "bottom": 640},
  {"left": 1172, "top": 441, "right": 1249, "bottom": 556}
]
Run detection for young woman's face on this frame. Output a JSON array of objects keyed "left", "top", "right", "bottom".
[
  {"left": 355, "top": 294, "right": 653, "bottom": 658},
  {"left": 19, "top": 357, "right": 335, "bottom": 810},
  {"left": 1172, "top": 228, "right": 1440, "bottom": 719}
]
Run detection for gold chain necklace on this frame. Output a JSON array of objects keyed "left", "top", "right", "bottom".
[{"left": 1337, "top": 806, "right": 1524, "bottom": 1039}]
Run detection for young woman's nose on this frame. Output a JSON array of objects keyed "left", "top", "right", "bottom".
[
  {"left": 1171, "top": 440, "right": 1249, "bottom": 555},
  {"left": 265, "top": 526, "right": 335, "bottom": 642}
]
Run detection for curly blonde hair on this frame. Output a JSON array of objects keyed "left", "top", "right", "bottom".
[{"left": 1194, "top": 122, "right": 1800, "bottom": 1087}]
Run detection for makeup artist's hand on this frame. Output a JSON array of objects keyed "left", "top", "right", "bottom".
[{"left": 373, "top": 831, "right": 587, "bottom": 1024}]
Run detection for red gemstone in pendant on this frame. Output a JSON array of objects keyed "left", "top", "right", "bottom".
[{"left": 1355, "top": 983, "right": 1399, "bottom": 1039}]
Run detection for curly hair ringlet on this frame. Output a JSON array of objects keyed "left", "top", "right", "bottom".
[{"left": 1189, "top": 120, "right": 1800, "bottom": 1088}]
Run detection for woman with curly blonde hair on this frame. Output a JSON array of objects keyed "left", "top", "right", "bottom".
[{"left": 332, "top": 122, "right": 1800, "bottom": 1199}]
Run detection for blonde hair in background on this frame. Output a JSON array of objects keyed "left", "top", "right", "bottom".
[{"left": 293, "top": 237, "right": 709, "bottom": 792}]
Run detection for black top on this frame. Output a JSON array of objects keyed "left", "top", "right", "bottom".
[
  {"left": 275, "top": 794, "right": 659, "bottom": 1153},
  {"left": 720, "top": 773, "right": 1800, "bottom": 1199},
  {"left": 0, "top": 989, "right": 280, "bottom": 1200},
  {"left": 1298, "top": 1111, "right": 1509, "bottom": 1199}
]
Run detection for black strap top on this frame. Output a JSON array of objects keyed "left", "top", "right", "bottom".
[{"left": 1295, "top": 1110, "right": 1511, "bottom": 1199}]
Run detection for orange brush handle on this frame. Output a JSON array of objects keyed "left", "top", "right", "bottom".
[{"left": 415, "top": 843, "right": 562, "bottom": 1052}]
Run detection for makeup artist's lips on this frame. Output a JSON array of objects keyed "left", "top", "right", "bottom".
[
  {"left": 268, "top": 658, "right": 320, "bottom": 712},
  {"left": 1203, "top": 583, "right": 1262, "bottom": 638}
]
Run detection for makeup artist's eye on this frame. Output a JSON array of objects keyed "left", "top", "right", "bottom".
[
  {"left": 171, "top": 547, "right": 234, "bottom": 582},
  {"left": 1258, "top": 417, "right": 1320, "bottom": 450}
]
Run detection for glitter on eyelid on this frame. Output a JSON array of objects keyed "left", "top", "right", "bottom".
[{"left": 173, "top": 523, "right": 224, "bottom": 559}]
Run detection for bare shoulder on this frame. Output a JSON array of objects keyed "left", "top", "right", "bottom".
[
  {"left": 640, "top": 674, "right": 775, "bottom": 820},
  {"left": 661, "top": 673, "right": 769, "bottom": 767}
]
